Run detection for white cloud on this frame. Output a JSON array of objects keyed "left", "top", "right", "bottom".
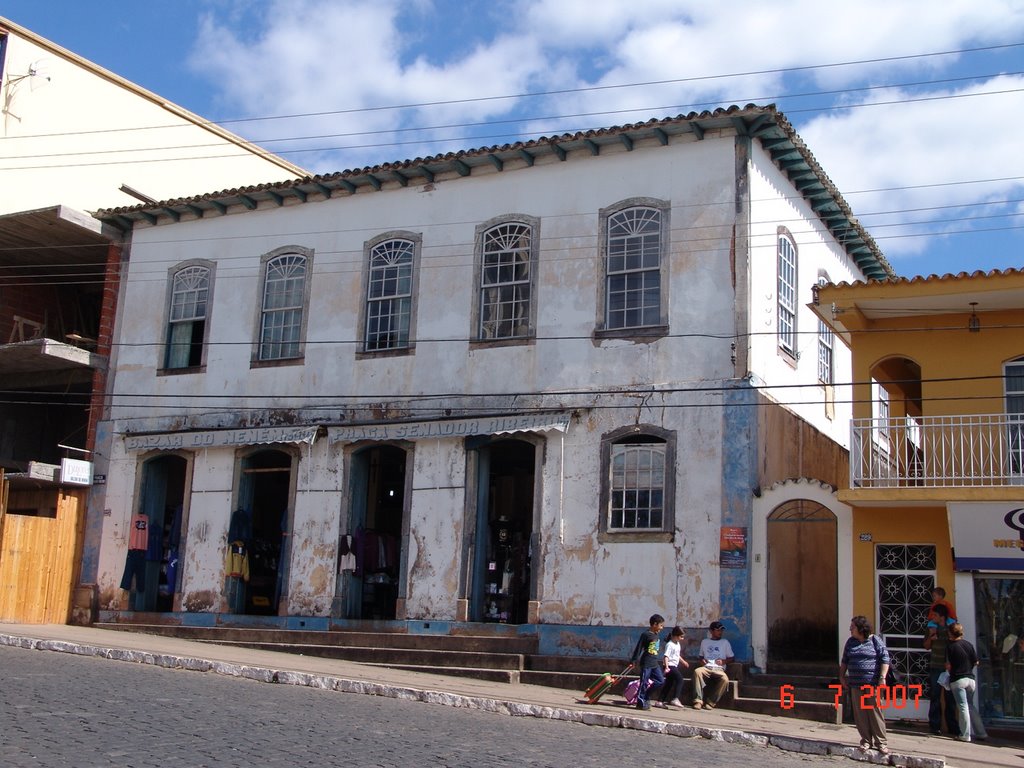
[{"left": 187, "top": 0, "right": 1024, "bottom": 271}]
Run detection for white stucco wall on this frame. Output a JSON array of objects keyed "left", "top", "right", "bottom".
[
  {"left": 96, "top": 123, "right": 874, "bottom": 630},
  {"left": 745, "top": 145, "right": 861, "bottom": 448},
  {"left": 1, "top": 28, "right": 302, "bottom": 215}
]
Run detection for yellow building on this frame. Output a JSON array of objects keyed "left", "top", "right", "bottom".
[{"left": 815, "top": 268, "right": 1024, "bottom": 726}]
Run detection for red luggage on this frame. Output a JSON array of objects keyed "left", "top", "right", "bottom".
[{"left": 583, "top": 664, "right": 633, "bottom": 704}]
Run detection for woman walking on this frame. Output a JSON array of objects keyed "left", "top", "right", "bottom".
[
  {"left": 839, "top": 615, "right": 890, "bottom": 755},
  {"left": 946, "top": 623, "right": 988, "bottom": 742}
]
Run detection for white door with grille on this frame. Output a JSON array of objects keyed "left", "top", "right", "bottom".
[{"left": 875, "top": 543, "right": 935, "bottom": 716}]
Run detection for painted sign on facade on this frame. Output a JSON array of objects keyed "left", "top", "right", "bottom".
[
  {"left": 327, "top": 412, "right": 572, "bottom": 444},
  {"left": 124, "top": 425, "right": 319, "bottom": 451},
  {"left": 948, "top": 502, "right": 1024, "bottom": 571}
]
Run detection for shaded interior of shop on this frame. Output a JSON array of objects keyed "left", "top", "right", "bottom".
[
  {"left": 344, "top": 445, "right": 406, "bottom": 620},
  {"left": 229, "top": 449, "right": 292, "bottom": 616},
  {"left": 472, "top": 439, "right": 535, "bottom": 624}
]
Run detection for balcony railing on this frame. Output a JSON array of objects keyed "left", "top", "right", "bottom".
[{"left": 850, "top": 413, "right": 1024, "bottom": 488}]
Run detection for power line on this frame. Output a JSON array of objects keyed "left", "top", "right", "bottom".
[
  {"left": 6, "top": 70, "right": 1022, "bottom": 164},
  {"left": 8, "top": 81, "right": 1024, "bottom": 171},
  {"left": 3, "top": 41, "right": 1021, "bottom": 143}
]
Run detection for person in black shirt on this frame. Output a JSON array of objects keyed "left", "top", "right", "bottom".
[
  {"left": 946, "top": 623, "right": 988, "bottom": 742},
  {"left": 629, "top": 613, "right": 665, "bottom": 711}
]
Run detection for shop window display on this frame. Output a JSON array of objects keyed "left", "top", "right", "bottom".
[{"left": 974, "top": 577, "right": 1024, "bottom": 721}]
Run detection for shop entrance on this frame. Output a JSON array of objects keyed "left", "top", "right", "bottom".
[
  {"left": 471, "top": 439, "right": 536, "bottom": 624},
  {"left": 766, "top": 499, "right": 837, "bottom": 662},
  {"left": 235, "top": 449, "right": 293, "bottom": 615},
  {"left": 131, "top": 454, "right": 187, "bottom": 612},
  {"left": 346, "top": 445, "right": 407, "bottom": 620},
  {"left": 974, "top": 576, "right": 1024, "bottom": 722}
]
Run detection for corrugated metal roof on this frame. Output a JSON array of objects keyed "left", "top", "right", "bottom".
[{"left": 95, "top": 103, "right": 894, "bottom": 280}]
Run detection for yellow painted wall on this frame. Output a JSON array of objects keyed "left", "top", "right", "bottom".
[
  {"left": 850, "top": 507, "right": 955, "bottom": 622},
  {"left": 850, "top": 309, "right": 1024, "bottom": 420},
  {"left": 817, "top": 273, "right": 1024, "bottom": 422}
]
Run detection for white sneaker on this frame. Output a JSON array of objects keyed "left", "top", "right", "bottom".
[{"left": 670, "top": 699, "right": 683, "bottom": 707}]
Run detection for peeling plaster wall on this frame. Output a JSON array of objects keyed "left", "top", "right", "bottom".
[
  {"left": 403, "top": 440, "right": 466, "bottom": 620},
  {"left": 536, "top": 399, "right": 725, "bottom": 629},
  {"left": 94, "top": 435, "right": 139, "bottom": 608},
  {"left": 286, "top": 441, "right": 343, "bottom": 616},
  {"left": 745, "top": 144, "right": 862, "bottom": 447},
  {"left": 177, "top": 450, "right": 235, "bottom": 612}
]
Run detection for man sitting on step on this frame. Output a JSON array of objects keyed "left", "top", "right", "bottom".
[{"left": 692, "top": 620, "right": 734, "bottom": 710}]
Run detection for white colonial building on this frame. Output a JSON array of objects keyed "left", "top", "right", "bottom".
[{"left": 93, "top": 105, "right": 892, "bottom": 662}]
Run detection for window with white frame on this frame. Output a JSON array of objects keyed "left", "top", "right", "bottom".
[
  {"left": 603, "top": 204, "right": 665, "bottom": 331},
  {"left": 258, "top": 250, "right": 308, "bottom": 362},
  {"left": 873, "top": 379, "right": 891, "bottom": 454},
  {"left": 817, "top": 319, "right": 834, "bottom": 385},
  {"left": 777, "top": 230, "right": 798, "bottom": 356},
  {"left": 478, "top": 220, "right": 535, "bottom": 340},
  {"left": 1006, "top": 357, "right": 1024, "bottom": 474},
  {"left": 165, "top": 264, "right": 210, "bottom": 369},
  {"left": 365, "top": 237, "right": 416, "bottom": 351},
  {"left": 599, "top": 425, "right": 676, "bottom": 538}
]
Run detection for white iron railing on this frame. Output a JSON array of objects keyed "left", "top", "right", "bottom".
[{"left": 850, "top": 413, "right": 1024, "bottom": 488}]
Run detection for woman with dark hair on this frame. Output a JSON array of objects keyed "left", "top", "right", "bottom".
[
  {"left": 946, "top": 623, "right": 988, "bottom": 742},
  {"left": 839, "top": 615, "right": 890, "bottom": 755}
]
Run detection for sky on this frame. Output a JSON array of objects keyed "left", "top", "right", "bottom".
[{"left": 4, "top": 0, "right": 1024, "bottom": 280}]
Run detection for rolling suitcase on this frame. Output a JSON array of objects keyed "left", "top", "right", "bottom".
[{"left": 583, "top": 664, "right": 633, "bottom": 704}]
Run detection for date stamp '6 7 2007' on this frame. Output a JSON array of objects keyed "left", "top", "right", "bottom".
[{"left": 779, "top": 684, "right": 924, "bottom": 710}]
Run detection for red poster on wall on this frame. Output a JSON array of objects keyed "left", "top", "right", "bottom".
[{"left": 720, "top": 526, "right": 747, "bottom": 569}]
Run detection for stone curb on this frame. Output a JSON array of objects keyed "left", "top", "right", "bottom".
[{"left": 0, "top": 633, "right": 943, "bottom": 768}]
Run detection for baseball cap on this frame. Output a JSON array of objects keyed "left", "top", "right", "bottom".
[{"left": 709, "top": 621, "right": 724, "bottom": 631}]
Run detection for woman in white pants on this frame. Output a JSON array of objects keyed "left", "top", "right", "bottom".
[{"left": 946, "top": 623, "right": 988, "bottom": 742}]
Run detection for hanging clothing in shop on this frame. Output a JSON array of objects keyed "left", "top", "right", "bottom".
[
  {"left": 225, "top": 539, "right": 249, "bottom": 614},
  {"left": 225, "top": 540, "right": 250, "bottom": 581},
  {"left": 163, "top": 548, "right": 179, "bottom": 597},
  {"left": 120, "top": 513, "right": 150, "bottom": 591},
  {"left": 338, "top": 534, "right": 357, "bottom": 573},
  {"left": 354, "top": 528, "right": 399, "bottom": 576},
  {"left": 228, "top": 507, "right": 252, "bottom": 544}
]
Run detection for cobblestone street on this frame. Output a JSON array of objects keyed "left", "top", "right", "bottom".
[{"left": 0, "top": 645, "right": 850, "bottom": 768}]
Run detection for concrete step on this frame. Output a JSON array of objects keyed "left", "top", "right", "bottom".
[
  {"left": 92, "top": 622, "right": 538, "bottom": 655},
  {"left": 741, "top": 681, "right": 843, "bottom": 704},
  {"left": 200, "top": 639, "right": 527, "bottom": 670},
  {"left": 91, "top": 621, "right": 840, "bottom": 722},
  {"left": 732, "top": 695, "right": 841, "bottom": 724}
]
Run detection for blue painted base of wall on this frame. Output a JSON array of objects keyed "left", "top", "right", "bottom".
[{"left": 95, "top": 611, "right": 746, "bottom": 661}]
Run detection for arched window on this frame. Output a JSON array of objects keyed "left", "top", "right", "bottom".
[
  {"left": 365, "top": 236, "right": 417, "bottom": 351},
  {"left": 258, "top": 251, "right": 309, "bottom": 361},
  {"left": 165, "top": 263, "right": 211, "bottom": 370},
  {"left": 605, "top": 206, "right": 664, "bottom": 330},
  {"left": 478, "top": 221, "right": 535, "bottom": 340}
]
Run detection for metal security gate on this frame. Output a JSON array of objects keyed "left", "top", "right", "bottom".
[{"left": 875, "top": 544, "right": 935, "bottom": 694}]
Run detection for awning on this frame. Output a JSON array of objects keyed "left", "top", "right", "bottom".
[
  {"left": 328, "top": 411, "right": 572, "bottom": 444},
  {"left": 949, "top": 502, "right": 1024, "bottom": 571},
  {"left": 124, "top": 425, "right": 320, "bottom": 452}
]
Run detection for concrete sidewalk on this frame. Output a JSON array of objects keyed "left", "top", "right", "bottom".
[{"left": 1, "top": 623, "right": 1019, "bottom": 768}]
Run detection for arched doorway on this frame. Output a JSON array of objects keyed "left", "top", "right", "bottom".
[
  {"left": 767, "top": 499, "right": 838, "bottom": 662},
  {"left": 469, "top": 439, "right": 536, "bottom": 624},
  {"left": 232, "top": 448, "right": 293, "bottom": 615},
  {"left": 345, "top": 444, "right": 408, "bottom": 620},
  {"left": 130, "top": 454, "right": 188, "bottom": 612}
]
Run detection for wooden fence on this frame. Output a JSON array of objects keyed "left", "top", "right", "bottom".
[{"left": 0, "top": 477, "right": 87, "bottom": 623}]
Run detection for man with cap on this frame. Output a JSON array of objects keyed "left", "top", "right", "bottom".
[{"left": 693, "top": 620, "right": 734, "bottom": 709}]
